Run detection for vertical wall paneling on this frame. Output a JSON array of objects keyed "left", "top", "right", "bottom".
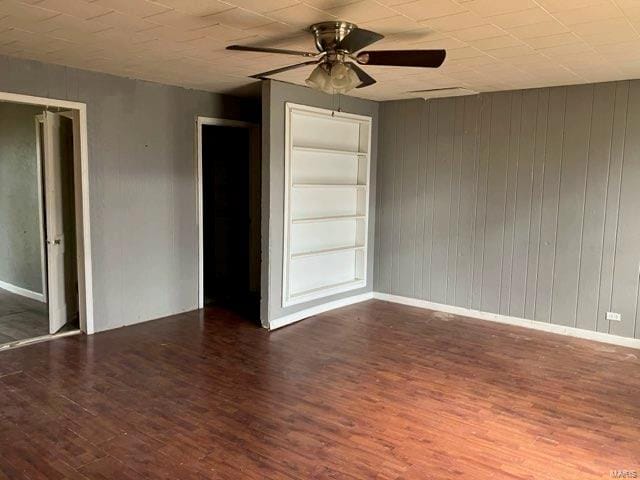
[
  {"left": 611, "top": 81, "right": 640, "bottom": 338},
  {"left": 535, "top": 87, "right": 567, "bottom": 323},
  {"left": 405, "top": 102, "right": 422, "bottom": 296},
  {"left": 400, "top": 101, "right": 420, "bottom": 296},
  {"left": 414, "top": 102, "right": 426, "bottom": 297},
  {"left": 446, "top": 97, "right": 464, "bottom": 304},
  {"left": 576, "top": 83, "right": 615, "bottom": 332},
  {"left": 500, "top": 91, "right": 522, "bottom": 316},
  {"left": 524, "top": 89, "right": 549, "bottom": 320},
  {"left": 597, "top": 81, "right": 628, "bottom": 334},
  {"left": 374, "top": 103, "right": 383, "bottom": 289},
  {"left": 510, "top": 90, "right": 537, "bottom": 318},
  {"left": 375, "top": 80, "right": 640, "bottom": 340},
  {"left": 454, "top": 95, "right": 479, "bottom": 307},
  {"left": 471, "top": 94, "right": 492, "bottom": 310},
  {"left": 431, "top": 99, "right": 453, "bottom": 303},
  {"left": 482, "top": 92, "right": 511, "bottom": 313},
  {"left": 385, "top": 102, "right": 397, "bottom": 295},
  {"left": 391, "top": 103, "right": 402, "bottom": 294},
  {"left": 551, "top": 84, "right": 594, "bottom": 327},
  {"left": 422, "top": 101, "right": 437, "bottom": 300},
  {"left": 376, "top": 103, "right": 393, "bottom": 293}
]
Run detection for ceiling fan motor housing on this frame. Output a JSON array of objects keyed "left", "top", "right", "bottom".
[{"left": 310, "top": 21, "right": 358, "bottom": 53}]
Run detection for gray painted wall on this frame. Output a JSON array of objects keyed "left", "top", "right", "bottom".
[
  {"left": 262, "top": 80, "right": 378, "bottom": 326},
  {"left": 375, "top": 80, "right": 640, "bottom": 340},
  {"left": 0, "top": 102, "right": 45, "bottom": 294},
  {"left": 0, "top": 54, "right": 258, "bottom": 332}
]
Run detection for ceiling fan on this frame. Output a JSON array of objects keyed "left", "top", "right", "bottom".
[{"left": 227, "top": 21, "right": 446, "bottom": 95}]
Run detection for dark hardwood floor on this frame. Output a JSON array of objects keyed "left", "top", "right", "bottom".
[
  {"left": 0, "top": 287, "right": 48, "bottom": 345},
  {"left": 0, "top": 300, "right": 638, "bottom": 479}
]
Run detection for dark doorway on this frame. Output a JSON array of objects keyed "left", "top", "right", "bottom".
[{"left": 202, "top": 124, "right": 259, "bottom": 321}]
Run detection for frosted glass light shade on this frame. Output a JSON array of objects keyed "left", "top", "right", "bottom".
[
  {"left": 306, "top": 62, "right": 362, "bottom": 95},
  {"left": 306, "top": 64, "right": 331, "bottom": 92}
]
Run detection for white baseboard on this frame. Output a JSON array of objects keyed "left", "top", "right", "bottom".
[
  {"left": 373, "top": 292, "right": 640, "bottom": 350},
  {"left": 269, "top": 292, "right": 374, "bottom": 330},
  {"left": 0, "top": 279, "right": 45, "bottom": 303}
]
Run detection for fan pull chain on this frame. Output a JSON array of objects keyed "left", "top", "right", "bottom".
[{"left": 331, "top": 92, "right": 342, "bottom": 115}]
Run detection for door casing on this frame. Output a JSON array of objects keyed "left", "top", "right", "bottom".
[{"left": 1, "top": 91, "right": 95, "bottom": 334}]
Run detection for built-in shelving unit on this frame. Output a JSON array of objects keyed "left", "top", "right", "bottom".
[{"left": 282, "top": 103, "right": 372, "bottom": 307}]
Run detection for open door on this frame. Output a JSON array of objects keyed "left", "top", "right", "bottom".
[{"left": 43, "top": 111, "right": 78, "bottom": 334}]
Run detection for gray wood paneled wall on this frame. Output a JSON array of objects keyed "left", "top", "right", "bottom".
[
  {"left": 375, "top": 81, "right": 640, "bottom": 340},
  {"left": 0, "top": 54, "right": 258, "bottom": 332}
]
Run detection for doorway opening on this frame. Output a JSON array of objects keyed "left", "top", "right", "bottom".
[
  {"left": 0, "top": 92, "right": 93, "bottom": 350},
  {"left": 197, "top": 118, "right": 260, "bottom": 322}
]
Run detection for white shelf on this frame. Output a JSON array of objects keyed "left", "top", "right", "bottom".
[
  {"left": 291, "top": 245, "right": 365, "bottom": 259},
  {"left": 292, "top": 183, "right": 366, "bottom": 189},
  {"left": 292, "top": 146, "right": 367, "bottom": 156},
  {"left": 289, "top": 278, "right": 366, "bottom": 302},
  {"left": 291, "top": 214, "right": 365, "bottom": 224}
]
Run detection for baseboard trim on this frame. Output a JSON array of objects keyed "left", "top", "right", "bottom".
[
  {"left": 373, "top": 292, "right": 640, "bottom": 350},
  {"left": 0, "top": 280, "right": 45, "bottom": 303},
  {"left": 269, "top": 292, "right": 374, "bottom": 331}
]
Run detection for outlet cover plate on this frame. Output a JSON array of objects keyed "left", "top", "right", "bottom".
[{"left": 606, "top": 312, "right": 622, "bottom": 322}]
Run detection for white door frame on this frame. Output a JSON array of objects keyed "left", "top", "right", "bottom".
[
  {"left": 1, "top": 91, "right": 95, "bottom": 335},
  {"left": 195, "top": 116, "right": 258, "bottom": 309},
  {"left": 34, "top": 115, "right": 48, "bottom": 304}
]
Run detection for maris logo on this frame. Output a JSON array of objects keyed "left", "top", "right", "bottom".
[{"left": 611, "top": 471, "right": 638, "bottom": 478}]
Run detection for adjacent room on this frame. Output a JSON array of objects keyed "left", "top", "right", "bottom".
[
  {"left": 0, "top": 100, "right": 81, "bottom": 347},
  {"left": 0, "top": 1, "right": 639, "bottom": 479}
]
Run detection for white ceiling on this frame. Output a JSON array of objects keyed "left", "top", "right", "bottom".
[{"left": 2, "top": 0, "right": 640, "bottom": 100}]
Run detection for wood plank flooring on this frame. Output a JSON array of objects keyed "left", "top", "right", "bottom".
[
  {"left": 0, "top": 287, "right": 48, "bottom": 344},
  {"left": 0, "top": 300, "right": 638, "bottom": 479}
]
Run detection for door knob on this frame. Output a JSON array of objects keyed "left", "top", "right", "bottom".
[{"left": 48, "top": 239, "right": 61, "bottom": 245}]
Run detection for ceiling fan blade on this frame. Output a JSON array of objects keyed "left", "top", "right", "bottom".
[
  {"left": 349, "top": 63, "right": 376, "bottom": 88},
  {"left": 250, "top": 60, "right": 319, "bottom": 79},
  {"left": 227, "top": 45, "right": 318, "bottom": 58},
  {"left": 338, "top": 28, "right": 384, "bottom": 53},
  {"left": 357, "top": 49, "right": 446, "bottom": 68}
]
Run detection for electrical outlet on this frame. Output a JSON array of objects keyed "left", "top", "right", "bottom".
[{"left": 606, "top": 312, "right": 622, "bottom": 322}]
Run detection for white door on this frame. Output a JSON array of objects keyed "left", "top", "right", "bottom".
[{"left": 43, "top": 111, "right": 68, "bottom": 334}]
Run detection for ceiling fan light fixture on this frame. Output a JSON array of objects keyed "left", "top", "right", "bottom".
[
  {"left": 305, "top": 63, "right": 331, "bottom": 92},
  {"left": 306, "top": 62, "right": 362, "bottom": 95},
  {"left": 330, "top": 62, "right": 361, "bottom": 93}
]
